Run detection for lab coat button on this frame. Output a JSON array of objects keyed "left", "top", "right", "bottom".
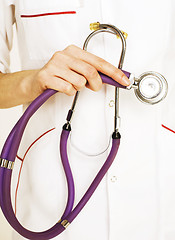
[
  {"left": 110, "top": 176, "right": 117, "bottom": 182},
  {"left": 109, "top": 100, "right": 114, "bottom": 107}
]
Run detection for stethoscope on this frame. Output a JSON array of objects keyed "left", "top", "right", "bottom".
[{"left": 0, "top": 23, "right": 168, "bottom": 240}]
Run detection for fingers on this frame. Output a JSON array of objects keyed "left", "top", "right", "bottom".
[
  {"left": 36, "top": 68, "right": 77, "bottom": 96},
  {"left": 48, "top": 77, "right": 77, "bottom": 96},
  {"left": 44, "top": 62, "right": 87, "bottom": 91},
  {"left": 63, "top": 45, "right": 130, "bottom": 86},
  {"left": 37, "top": 44, "right": 130, "bottom": 97},
  {"left": 45, "top": 51, "right": 102, "bottom": 92},
  {"left": 66, "top": 57, "right": 102, "bottom": 91}
]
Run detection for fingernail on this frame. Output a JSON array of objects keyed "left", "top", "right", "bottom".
[{"left": 122, "top": 75, "right": 130, "bottom": 86}]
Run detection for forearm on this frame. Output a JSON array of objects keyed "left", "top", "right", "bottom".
[{"left": 0, "top": 70, "right": 41, "bottom": 108}]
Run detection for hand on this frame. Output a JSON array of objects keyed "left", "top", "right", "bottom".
[{"left": 34, "top": 45, "right": 130, "bottom": 96}]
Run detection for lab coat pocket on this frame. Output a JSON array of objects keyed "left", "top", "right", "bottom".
[{"left": 18, "top": 0, "right": 81, "bottom": 61}]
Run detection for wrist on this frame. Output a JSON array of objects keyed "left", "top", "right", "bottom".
[{"left": 20, "top": 69, "right": 43, "bottom": 103}]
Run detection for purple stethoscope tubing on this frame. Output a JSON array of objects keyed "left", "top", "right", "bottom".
[{"left": 0, "top": 70, "right": 128, "bottom": 239}]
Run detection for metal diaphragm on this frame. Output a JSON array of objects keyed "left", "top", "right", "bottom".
[{"left": 134, "top": 71, "right": 168, "bottom": 104}]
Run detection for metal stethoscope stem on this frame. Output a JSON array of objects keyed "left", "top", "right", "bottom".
[{"left": 68, "top": 23, "right": 127, "bottom": 136}]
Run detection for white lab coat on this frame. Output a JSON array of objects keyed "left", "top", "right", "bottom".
[{"left": 0, "top": 0, "right": 175, "bottom": 239}]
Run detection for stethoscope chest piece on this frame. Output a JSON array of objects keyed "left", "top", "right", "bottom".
[{"left": 134, "top": 71, "right": 168, "bottom": 104}]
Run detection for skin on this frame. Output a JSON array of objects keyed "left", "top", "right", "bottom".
[{"left": 0, "top": 45, "right": 130, "bottom": 109}]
